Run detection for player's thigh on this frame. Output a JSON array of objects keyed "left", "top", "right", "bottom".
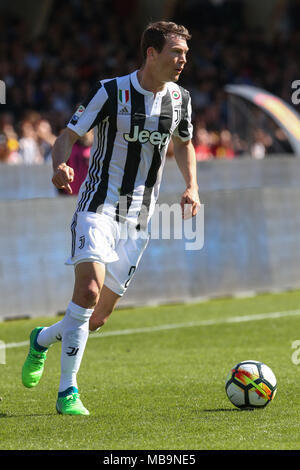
[
  {"left": 72, "top": 261, "right": 106, "bottom": 307},
  {"left": 66, "top": 211, "right": 119, "bottom": 267},
  {"left": 105, "top": 231, "right": 149, "bottom": 296}
]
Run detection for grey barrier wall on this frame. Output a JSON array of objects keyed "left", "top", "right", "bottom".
[
  {"left": 1, "top": 157, "right": 300, "bottom": 319},
  {"left": 1, "top": 156, "right": 300, "bottom": 200},
  {"left": 0, "top": 162, "right": 57, "bottom": 200}
]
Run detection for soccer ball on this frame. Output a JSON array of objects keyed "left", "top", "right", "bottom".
[{"left": 225, "top": 360, "right": 277, "bottom": 409}]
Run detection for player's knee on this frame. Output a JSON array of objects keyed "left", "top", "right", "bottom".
[{"left": 77, "top": 281, "right": 100, "bottom": 308}]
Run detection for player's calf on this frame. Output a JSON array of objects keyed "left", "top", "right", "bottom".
[
  {"left": 89, "top": 314, "right": 110, "bottom": 332},
  {"left": 89, "top": 285, "right": 121, "bottom": 331}
]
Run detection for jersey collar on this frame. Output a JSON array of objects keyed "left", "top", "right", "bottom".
[{"left": 130, "top": 70, "right": 168, "bottom": 97}]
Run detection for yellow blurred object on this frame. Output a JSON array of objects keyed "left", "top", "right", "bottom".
[{"left": 7, "top": 138, "right": 19, "bottom": 152}]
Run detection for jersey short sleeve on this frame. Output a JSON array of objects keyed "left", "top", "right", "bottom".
[
  {"left": 67, "top": 82, "right": 109, "bottom": 137},
  {"left": 173, "top": 89, "right": 193, "bottom": 142}
]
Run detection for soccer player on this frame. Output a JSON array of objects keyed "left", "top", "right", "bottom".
[{"left": 21, "top": 21, "right": 200, "bottom": 415}]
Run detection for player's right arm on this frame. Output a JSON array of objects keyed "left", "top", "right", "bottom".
[
  {"left": 52, "top": 81, "right": 109, "bottom": 194},
  {"left": 52, "top": 81, "right": 108, "bottom": 194},
  {"left": 51, "top": 128, "right": 80, "bottom": 194}
]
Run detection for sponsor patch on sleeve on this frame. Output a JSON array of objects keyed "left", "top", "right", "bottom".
[{"left": 70, "top": 104, "right": 86, "bottom": 125}]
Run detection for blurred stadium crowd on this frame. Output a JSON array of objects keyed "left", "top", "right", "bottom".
[{"left": 0, "top": 0, "right": 299, "bottom": 169}]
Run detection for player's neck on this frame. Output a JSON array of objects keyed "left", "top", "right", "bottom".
[{"left": 137, "top": 67, "right": 166, "bottom": 95}]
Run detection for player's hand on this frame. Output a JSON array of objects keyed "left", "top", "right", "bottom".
[
  {"left": 181, "top": 186, "right": 201, "bottom": 219},
  {"left": 52, "top": 163, "right": 74, "bottom": 194}
]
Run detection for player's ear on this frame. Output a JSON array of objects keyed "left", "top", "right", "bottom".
[{"left": 146, "top": 46, "right": 157, "bottom": 61}]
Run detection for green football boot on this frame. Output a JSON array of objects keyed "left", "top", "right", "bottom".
[
  {"left": 22, "top": 327, "right": 48, "bottom": 388},
  {"left": 56, "top": 388, "right": 90, "bottom": 416}
]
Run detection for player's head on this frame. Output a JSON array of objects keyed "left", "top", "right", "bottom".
[{"left": 140, "top": 21, "right": 191, "bottom": 82}]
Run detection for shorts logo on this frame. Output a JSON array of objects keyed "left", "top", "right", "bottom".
[
  {"left": 79, "top": 235, "right": 85, "bottom": 249},
  {"left": 124, "top": 125, "right": 169, "bottom": 146}
]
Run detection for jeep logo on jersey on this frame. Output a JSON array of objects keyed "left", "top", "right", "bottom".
[{"left": 124, "top": 126, "right": 169, "bottom": 146}]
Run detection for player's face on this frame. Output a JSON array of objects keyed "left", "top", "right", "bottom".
[{"left": 155, "top": 35, "right": 188, "bottom": 83}]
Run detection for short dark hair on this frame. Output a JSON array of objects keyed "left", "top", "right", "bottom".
[{"left": 140, "top": 21, "right": 191, "bottom": 63}]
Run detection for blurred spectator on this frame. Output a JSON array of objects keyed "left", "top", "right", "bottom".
[
  {"left": 0, "top": 133, "right": 21, "bottom": 165},
  {"left": 208, "top": 131, "right": 221, "bottom": 156},
  {"left": 36, "top": 119, "right": 57, "bottom": 162},
  {"left": 274, "top": 128, "right": 293, "bottom": 154},
  {"left": 214, "top": 130, "right": 235, "bottom": 159},
  {"left": 251, "top": 129, "right": 267, "bottom": 159},
  {"left": 0, "top": 0, "right": 298, "bottom": 160},
  {"left": 232, "top": 133, "right": 248, "bottom": 156},
  {"left": 15, "top": 111, "right": 57, "bottom": 163},
  {"left": 194, "top": 127, "right": 213, "bottom": 161},
  {"left": 0, "top": 115, "right": 19, "bottom": 155},
  {"left": 18, "top": 119, "right": 43, "bottom": 164},
  {"left": 250, "top": 128, "right": 278, "bottom": 159},
  {"left": 262, "top": 132, "right": 276, "bottom": 155}
]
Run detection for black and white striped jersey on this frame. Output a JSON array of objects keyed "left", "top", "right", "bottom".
[{"left": 67, "top": 70, "right": 193, "bottom": 227}]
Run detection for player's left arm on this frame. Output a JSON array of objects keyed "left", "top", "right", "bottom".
[{"left": 172, "top": 135, "right": 201, "bottom": 218}]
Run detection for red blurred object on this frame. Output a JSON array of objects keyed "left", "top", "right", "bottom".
[{"left": 65, "top": 141, "right": 91, "bottom": 195}]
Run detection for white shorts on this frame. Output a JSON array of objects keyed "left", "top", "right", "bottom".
[{"left": 65, "top": 211, "right": 149, "bottom": 296}]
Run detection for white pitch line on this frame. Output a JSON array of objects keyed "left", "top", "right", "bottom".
[{"left": 2, "top": 308, "right": 300, "bottom": 351}]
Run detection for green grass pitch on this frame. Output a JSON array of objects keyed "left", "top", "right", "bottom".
[{"left": 1, "top": 290, "right": 300, "bottom": 450}]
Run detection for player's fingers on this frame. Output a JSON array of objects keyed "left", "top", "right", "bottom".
[
  {"left": 192, "top": 201, "right": 200, "bottom": 216},
  {"left": 52, "top": 174, "right": 61, "bottom": 188},
  {"left": 181, "top": 195, "right": 189, "bottom": 209},
  {"left": 61, "top": 167, "right": 72, "bottom": 183},
  {"left": 180, "top": 198, "right": 187, "bottom": 217},
  {"left": 59, "top": 166, "right": 73, "bottom": 183},
  {"left": 52, "top": 170, "right": 71, "bottom": 190},
  {"left": 56, "top": 181, "right": 72, "bottom": 194},
  {"left": 183, "top": 203, "right": 193, "bottom": 220},
  {"left": 64, "top": 183, "right": 73, "bottom": 194},
  {"left": 182, "top": 197, "right": 193, "bottom": 215},
  {"left": 53, "top": 172, "right": 68, "bottom": 188},
  {"left": 68, "top": 167, "right": 74, "bottom": 182}
]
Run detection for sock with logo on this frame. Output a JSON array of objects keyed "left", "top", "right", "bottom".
[
  {"left": 36, "top": 320, "right": 64, "bottom": 348},
  {"left": 58, "top": 301, "right": 94, "bottom": 393}
]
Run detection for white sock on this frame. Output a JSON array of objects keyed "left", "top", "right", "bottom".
[
  {"left": 37, "top": 320, "right": 64, "bottom": 348},
  {"left": 59, "top": 301, "right": 93, "bottom": 393}
]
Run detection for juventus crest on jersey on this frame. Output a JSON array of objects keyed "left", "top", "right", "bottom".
[{"left": 67, "top": 70, "right": 193, "bottom": 228}]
